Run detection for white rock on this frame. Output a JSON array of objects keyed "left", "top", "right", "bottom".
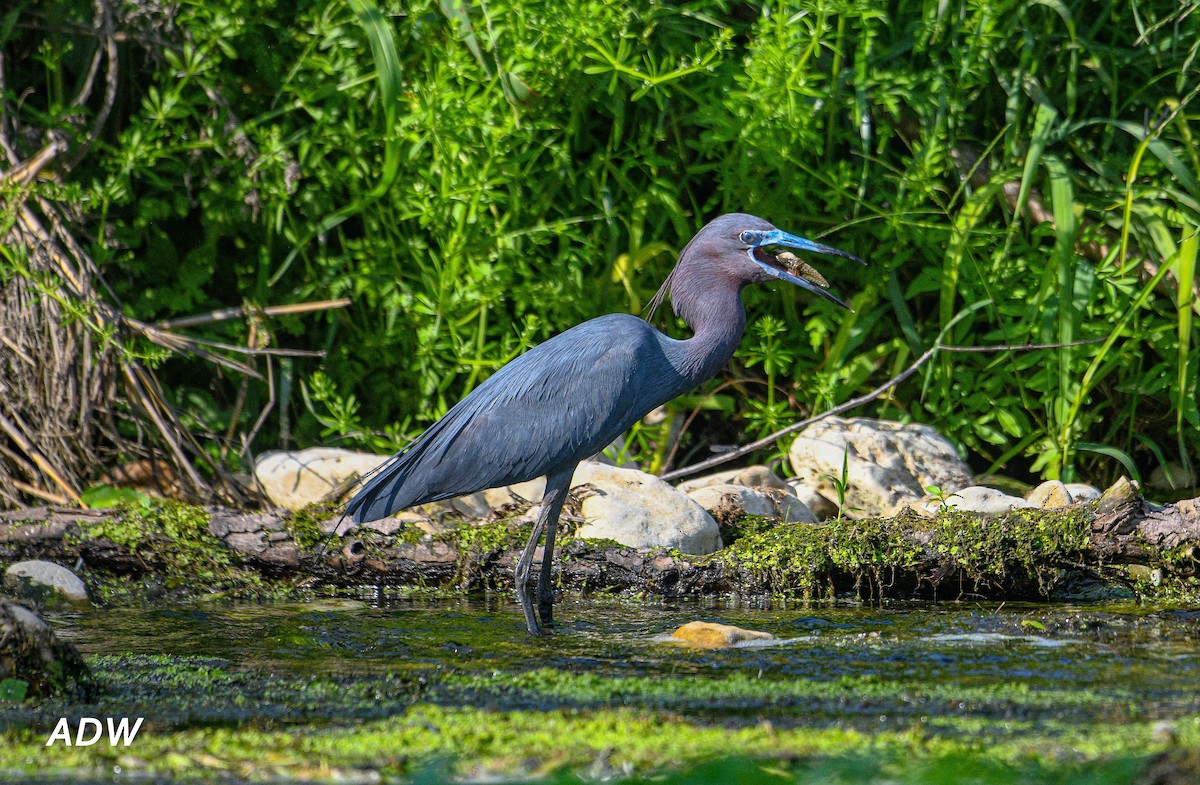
[
  {"left": 4, "top": 561, "right": 89, "bottom": 603},
  {"left": 572, "top": 463, "right": 721, "bottom": 554},
  {"left": 788, "top": 417, "right": 972, "bottom": 518},
  {"left": 1064, "top": 483, "right": 1101, "bottom": 502},
  {"left": 1026, "top": 480, "right": 1074, "bottom": 508},
  {"left": 940, "top": 486, "right": 1036, "bottom": 515},
  {"left": 254, "top": 448, "right": 389, "bottom": 510},
  {"left": 440, "top": 492, "right": 491, "bottom": 520},
  {"left": 785, "top": 479, "right": 839, "bottom": 519},
  {"left": 482, "top": 477, "right": 548, "bottom": 510},
  {"left": 675, "top": 465, "right": 790, "bottom": 494},
  {"left": 687, "top": 484, "right": 817, "bottom": 524}
]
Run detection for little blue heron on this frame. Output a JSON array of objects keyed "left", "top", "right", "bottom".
[{"left": 344, "top": 213, "right": 863, "bottom": 634}]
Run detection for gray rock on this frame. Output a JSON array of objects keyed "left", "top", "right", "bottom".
[
  {"left": 254, "top": 448, "right": 389, "bottom": 510},
  {"left": 572, "top": 463, "right": 721, "bottom": 554},
  {"left": 675, "top": 465, "right": 790, "bottom": 494},
  {"left": 789, "top": 417, "right": 972, "bottom": 518},
  {"left": 1064, "top": 483, "right": 1101, "bottom": 502},
  {"left": 1026, "top": 480, "right": 1074, "bottom": 508},
  {"left": 439, "top": 492, "right": 491, "bottom": 520},
  {"left": 687, "top": 484, "right": 817, "bottom": 524},
  {"left": 4, "top": 560, "right": 89, "bottom": 604},
  {"left": 939, "top": 486, "right": 1036, "bottom": 515},
  {"left": 1149, "top": 462, "right": 1196, "bottom": 491},
  {"left": 785, "top": 479, "right": 839, "bottom": 519}
]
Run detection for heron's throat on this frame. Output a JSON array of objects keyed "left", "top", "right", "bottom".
[{"left": 672, "top": 279, "right": 747, "bottom": 385}]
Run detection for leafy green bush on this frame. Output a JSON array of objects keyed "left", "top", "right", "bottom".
[{"left": 2, "top": 0, "right": 1196, "bottom": 484}]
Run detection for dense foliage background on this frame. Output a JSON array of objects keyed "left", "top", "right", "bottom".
[{"left": 2, "top": 0, "right": 1197, "bottom": 488}]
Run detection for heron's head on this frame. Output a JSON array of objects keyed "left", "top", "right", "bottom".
[{"left": 682, "top": 213, "right": 866, "bottom": 311}]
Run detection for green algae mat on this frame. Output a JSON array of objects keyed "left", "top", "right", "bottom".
[{"left": 2, "top": 596, "right": 1199, "bottom": 783}]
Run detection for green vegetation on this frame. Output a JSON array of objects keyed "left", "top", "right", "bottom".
[
  {"left": 1, "top": 0, "right": 1196, "bottom": 486},
  {"left": 721, "top": 506, "right": 1106, "bottom": 599},
  {"left": 70, "top": 500, "right": 263, "bottom": 594},
  {"left": 2, "top": 606, "right": 1199, "bottom": 784}
]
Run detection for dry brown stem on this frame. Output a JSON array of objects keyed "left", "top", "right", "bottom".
[{"left": 0, "top": 4, "right": 333, "bottom": 509}]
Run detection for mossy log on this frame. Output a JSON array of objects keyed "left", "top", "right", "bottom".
[{"left": 0, "top": 479, "right": 1197, "bottom": 601}]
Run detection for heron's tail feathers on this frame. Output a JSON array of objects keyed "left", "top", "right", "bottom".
[{"left": 343, "top": 451, "right": 421, "bottom": 523}]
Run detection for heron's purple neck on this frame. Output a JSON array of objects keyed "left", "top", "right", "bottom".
[{"left": 668, "top": 271, "right": 747, "bottom": 387}]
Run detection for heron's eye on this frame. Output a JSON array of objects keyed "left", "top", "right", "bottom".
[{"left": 739, "top": 230, "right": 756, "bottom": 246}]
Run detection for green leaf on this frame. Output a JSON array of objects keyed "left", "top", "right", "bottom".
[
  {"left": 1074, "top": 442, "right": 1140, "bottom": 482},
  {"left": 80, "top": 485, "right": 152, "bottom": 510}
]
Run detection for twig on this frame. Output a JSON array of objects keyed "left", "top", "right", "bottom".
[
  {"left": 0, "top": 138, "right": 66, "bottom": 187},
  {"left": 155, "top": 298, "right": 352, "bottom": 331},
  {"left": 11, "top": 479, "right": 70, "bottom": 505},
  {"left": 0, "top": 411, "right": 81, "bottom": 504}
]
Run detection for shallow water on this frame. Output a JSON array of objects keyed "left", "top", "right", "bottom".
[
  {"left": 30, "top": 594, "right": 1200, "bottom": 725},
  {"left": 4, "top": 593, "right": 1199, "bottom": 784}
]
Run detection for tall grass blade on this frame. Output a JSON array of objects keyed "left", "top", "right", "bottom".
[
  {"left": 1045, "top": 155, "right": 1080, "bottom": 475},
  {"left": 272, "top": 0, "right": 404, "bottom": 285},
  {"left": 1013, "top": 103, "right": 1058, "bottom": 224},
  {"left": 1175, "top": 222, "right": 1197, "bottom": 466}
]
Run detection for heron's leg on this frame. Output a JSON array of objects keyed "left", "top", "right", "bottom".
[
  {"left": 537, "top": 510, "right": 559, "bottom": 626},
  {"left": 514, "top": 469, "right": 572, "bottom": 635},
  {"left": 514, "top": 515, "right": 544, "bottom": 634}
]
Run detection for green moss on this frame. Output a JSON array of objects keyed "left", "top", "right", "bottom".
[
  {"left": 719, "top": 516, "right": 922, "bottom": 598},
  {"left": 446, "top": 516, "right": 532, "bottom": 556},
  {"left": 286, "top": 502, "right": 338, "bottom": 551},
  {"left": 0, "top": 699, "right": 1187, "bottom": 783},
  {"left": 930, "top": 507, "right": 1092, "bottom": 591},
  {"left": 719, "top": 507, "right": 1096, "bottom": 599},
  {"left": 719, "top": 513, "right": 782, "bottom": 546},
  {"left": 71, "top": 500, "right": 260, "bottom": 592}
]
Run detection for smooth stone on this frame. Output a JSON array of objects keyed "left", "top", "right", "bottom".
[
  {"left": 438, "top": 491, "right": 490, "bottom": 520},
  {"left": 686, "top": 484, "right": 817, "bottom": 524},
  {"left": 788, "top": 417, "right": 973, "bottom": 518},
  {"left": 4, "top": 560, "right": 89, "bottom": 604},
  {"left": 573, "top": 463, "right": 721, "bottom": 555},
  {"left": 1097, "top": 476, "right": 1139, "bottom": 516},
  {"left": 1064, "top": 483, "right": 1101, "bottom": 502},
  {"left": 1026, "top": 480, "right": 1074, "bottom": 508},
  {"left": 940, "top": 486, "right": 1036, "bottom": 515},
  {"left": 482, "top": 477, "right": 548, "bottom": 510},
  {"left": 1149, "top": 462, "right": 1196, "bottom": 490},
  {"left": 675, "top": 465, "right": 790, "bottom": 494},
  {"left": 254, "top": 448, "right": 388, "bottom": 511},
  {"left": 785, "top": 479, "right": 839, "bottom": 519},
  {"left": 671, "top": 621, "right": 774, "bottom": 648},
  {"left": 472, "top": 439, "right": 638, "bottom": 513}
]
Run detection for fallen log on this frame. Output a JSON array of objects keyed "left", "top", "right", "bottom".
[{"left": 0, "top": 479, "right": 1196, "bottom": 601}]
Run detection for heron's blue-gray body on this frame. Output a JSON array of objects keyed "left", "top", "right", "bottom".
[
  {"left": 347, "top": 310, "right": 742, "bottom": 522},
  {"left": 343, "top": 213, "right": 862, "bottom": 633}
]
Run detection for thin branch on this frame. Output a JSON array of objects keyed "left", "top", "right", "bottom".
[
  {"left": 658, "top": 337, "right": 1103, "bottom": 482},
  {"left": 155, "top": 298, "right": 352, "bottom": 330},
  {"left": 0, "top": 138, "right": 66, "bottom": 187}
]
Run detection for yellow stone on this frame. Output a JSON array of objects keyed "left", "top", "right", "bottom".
[{"left": 670, "top": 621, "right": 774, "bottom": 648}]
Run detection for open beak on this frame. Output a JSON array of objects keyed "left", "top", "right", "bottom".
[{"left": 745, "top": 229, "right": 866, "bottom": 312}]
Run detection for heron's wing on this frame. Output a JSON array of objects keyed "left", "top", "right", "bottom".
[{"left": 346, "top": 314, "right": 666, "bottom": 522}]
